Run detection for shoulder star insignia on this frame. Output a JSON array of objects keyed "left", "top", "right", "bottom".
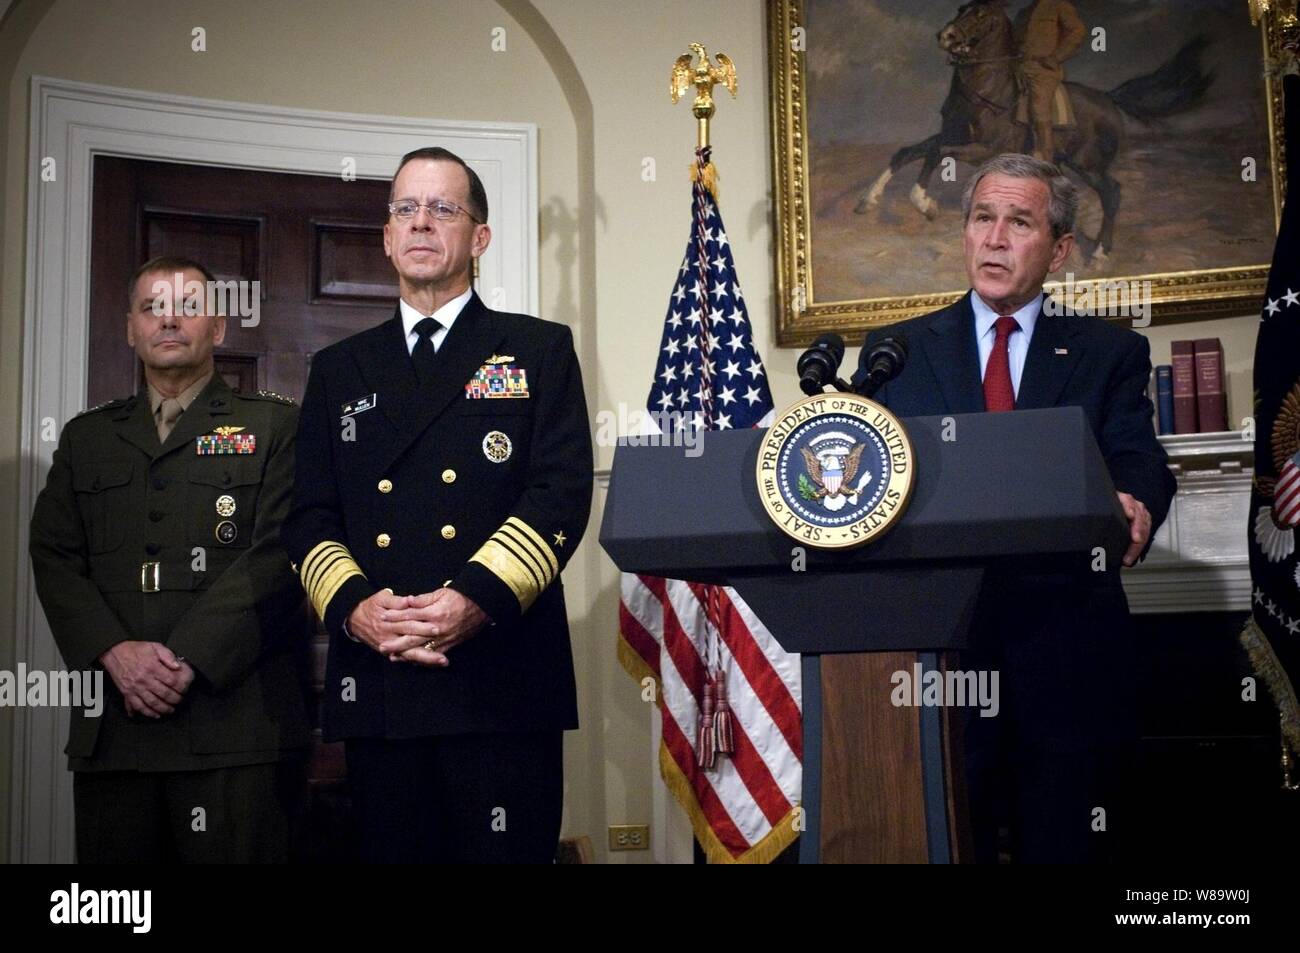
[
  {"left": 553, "top": 530, "right": 566, "bottom": 548},
  {"left": 255, "top": 389, "right": 296, "bottom": 405}
]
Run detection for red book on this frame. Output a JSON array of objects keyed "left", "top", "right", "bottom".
[
  {"left": 1171, "top": 339, "right": 1199, "bottom": 434},
  {"left": 1193, "top": 337, "right": 1227, "bottom": 432}
]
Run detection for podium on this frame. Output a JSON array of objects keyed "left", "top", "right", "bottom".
[{"left": 600, "top": 405, "right": 1129, "bottom": 863}]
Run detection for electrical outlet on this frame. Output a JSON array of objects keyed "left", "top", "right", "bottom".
[{"left": 608, "top": 824, "right": 650, "bottom": 851}]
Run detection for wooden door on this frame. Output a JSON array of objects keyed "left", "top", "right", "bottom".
[{"left": 89, "top": 155, "right": 399, "bottom": 860}]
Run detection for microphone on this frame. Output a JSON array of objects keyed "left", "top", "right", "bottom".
[
  {"left": 797, "top": 333, "right": 847, "bottom": 396},
  {"left": 855, "top": 336, "right": 909, "bottom": 398}
]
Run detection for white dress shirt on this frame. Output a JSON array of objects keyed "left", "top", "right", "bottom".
[
  {"left": 398, "top": 286, "right": 473, "bottom": 355},
  {"left": 971, "top": 290, "right": 1043, "bottom": 397}
]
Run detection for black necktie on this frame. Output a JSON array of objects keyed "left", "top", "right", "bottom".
[{"left": 411, "top": 317, "right": 438, "bottom": 385}]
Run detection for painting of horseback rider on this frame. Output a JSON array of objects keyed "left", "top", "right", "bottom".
[
  {"left": 790, "top": 0, "right": 1278, "bottom": 317},
  {"left": 1015, "top": 0, "right": 1087, "bottom": 162}
]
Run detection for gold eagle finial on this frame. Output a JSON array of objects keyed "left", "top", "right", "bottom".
[{"left": 670, "top": 43, "right": 738, "bottom": 149}]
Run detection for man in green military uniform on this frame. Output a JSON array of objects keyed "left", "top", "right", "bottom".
[
  {"left": 29, "top": 255, "right": 310, "bottom": 863},
  {"left": 1015, "top": 0, "right": 1086, "bottom": 162}
]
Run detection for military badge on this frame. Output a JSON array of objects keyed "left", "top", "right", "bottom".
[
  {"left": 482, "top": 431, "right": 513, "bottom": 463},
  {"left": 341, "top": 394, "right": 377, "bottom": 418},
  {"left": 215, "top": 520, "right": 238, "bottom": 544},
  {"left": 215, "top": 494, "right": 237, "bottom": 517},
  {"left": 757, "top": 393, "right": 915, "bottom": 549},
  {"left": 196, "top": 426, "right": 255, "bottom": 455},
  {"left": 466, "top": 361, "right": 529, "bottom": 399}
]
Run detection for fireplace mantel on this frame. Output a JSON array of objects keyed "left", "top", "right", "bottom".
[{"left": 1122, "top": 430, "right": 1254, "bottom": 614}]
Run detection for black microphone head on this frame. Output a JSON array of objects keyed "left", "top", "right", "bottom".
[
  {"left": 813, "top": 332, "right": 846, "bottom": 364},
  {"left": 872, "top": 335, "right": 908, "bottom": 368}
]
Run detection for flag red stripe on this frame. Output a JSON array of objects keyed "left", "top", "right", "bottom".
[
  {"left": 723, "top": 703, "right": 796, "bottom": 826},
  {"left": 619, "top": 594, "right": 663, "bottom": 677},
  {"left": 643, "top": 575, "right": 708, "bottom": 707}
]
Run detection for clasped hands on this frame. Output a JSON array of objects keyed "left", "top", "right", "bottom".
[
  {"left": 99, "top": 641, "right": 195, "bottom": 718},
  {"left": 347, "top": 587, "right": 488, "bottom": 667}
]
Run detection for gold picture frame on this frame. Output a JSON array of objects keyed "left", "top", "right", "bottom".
[{"left": 768, "top": 0, "right": 1290, "bottom": 346}]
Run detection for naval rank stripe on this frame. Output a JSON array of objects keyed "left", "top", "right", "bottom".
[
  {"left": 505, "top": 516, "right": 559, "bottom": 576},
  {"left": 301, "top": 540, "right": 366, "bottom": 620},
  {"left": 498, "top": 524, "right": 550, "bottom": 588},
  {"left": 468, "top": 517, "right": 559, "bottom": 611}
]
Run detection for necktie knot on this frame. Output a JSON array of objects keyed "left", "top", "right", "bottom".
[
  {"left": 994, "top": 314, "right": 1020, "bottom": 340},
  {"left": 156, "top": 397, "right": 184, "bottom": 443},
  {"left": 413, "top": 317, "right": 439, "bottom": 341}
]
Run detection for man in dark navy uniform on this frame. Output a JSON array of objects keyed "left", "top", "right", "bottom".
[{"left": 283, "top": 147, "right": 593, "bottom": 863}]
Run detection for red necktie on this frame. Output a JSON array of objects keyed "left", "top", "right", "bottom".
[{"left": 983, "top": 315, "right": 1019, "bottom": 412}]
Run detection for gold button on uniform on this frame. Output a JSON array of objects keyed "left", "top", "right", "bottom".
[
  {"left": 440, "top": 525, "right": 456, "bottom": 540},
  {"left": 376, "top": 533, "right": 391, "bottom": 548},
  {"left": 441, "top": 469, "right": 456, "bottom": 484},
  {"left": 378, "top": 479, "right": 393, "bottom": 493}
]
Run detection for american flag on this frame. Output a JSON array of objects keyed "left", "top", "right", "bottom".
[
  {"left": 1243, "top": 73, "right": 1300, "bottom": 770},
  {"left": 617, "top": 147, "right": 803, "bottom": 864}
]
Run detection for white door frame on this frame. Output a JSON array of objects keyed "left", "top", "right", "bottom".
[{"left": 12, "top": 75, "right": 538, "bottom": 862}]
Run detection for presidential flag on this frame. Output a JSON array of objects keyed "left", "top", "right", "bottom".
[
  {"left": 1242, "top": 73, "right": 1300, "bottom": 765},
  {"left": 617, "top": 146, "right": 803, "bottom": 863}
]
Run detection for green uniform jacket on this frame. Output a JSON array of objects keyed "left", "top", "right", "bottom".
[{"left": 29, "top": 375, "right": 311, "bottom": 771}]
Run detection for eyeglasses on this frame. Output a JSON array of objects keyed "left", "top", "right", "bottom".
[{"left": 387, "top": 199, "right": 481, "bottom": 224}]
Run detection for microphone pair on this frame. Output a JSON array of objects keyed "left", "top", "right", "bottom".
[{"left": 797, "top": 333, "right": 908, "bottom": 398}]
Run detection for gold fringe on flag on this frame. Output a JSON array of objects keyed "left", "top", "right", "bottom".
[{"left": 1239, "top": 614, "right": 1300, "bottom": 755}]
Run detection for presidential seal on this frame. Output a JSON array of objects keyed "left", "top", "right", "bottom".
[{"left": 756, "top": 393, "right": 915, "bottom": 549}]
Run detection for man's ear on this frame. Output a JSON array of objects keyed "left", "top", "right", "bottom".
[
  {"left": 125, "top": 314, "right": 136, "bottom": 347},
  {"left": 1049, "top": 232, "right": 1075, "bottom": 273},
  {"left": 472, "top": 222, "right": 492, "bottom": 259},
  {"left": 212, "top": 314, "right": 227, "bottom": 347}
]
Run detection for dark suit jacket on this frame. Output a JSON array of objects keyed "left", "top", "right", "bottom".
[
  {"left": 29, "top": 375, "right": 312, "bottom": 770},
  {"left": 853, "top": 290, "right": 1175, "bottom": 530},
  {"left": 282, "top": 292, "right": 593, "bottom": 741},
  {"left": 852, "top": 291, "right": 1176, "bottom": 749}
]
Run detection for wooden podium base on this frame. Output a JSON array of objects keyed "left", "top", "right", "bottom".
[{"left": 803, "top": 651, "right": 973, "bottom": 863}]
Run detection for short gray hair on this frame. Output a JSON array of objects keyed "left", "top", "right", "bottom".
[{"left": 961, "top": 153, "right": 1078, "bottom": 239}]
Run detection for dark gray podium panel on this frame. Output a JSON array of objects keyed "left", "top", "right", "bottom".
[
  {"left": 601, "top": 406, "right": 1127, "bottom": 575},
  {"left": 600, "top": 406, "right": 1127, "bottom": 654}
]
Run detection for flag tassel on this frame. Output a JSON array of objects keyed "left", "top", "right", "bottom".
[
  {"left": 697, "top": 678, "right": 716, "bottom": 769},
  {"left": 713, "top": 669, "right": 735, "bottom": 755}
]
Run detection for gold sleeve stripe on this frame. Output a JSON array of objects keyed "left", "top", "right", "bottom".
[
  {"left": 301, "top": 543, "right": 347, "bottom": 593},
  {"left": 300, "top": 539, "right": 366, "bottom": 620},
  {"left": 467, "top": 517, "right": 563, "bottom": 612},
  {"left": 504, "top": 516, "right": 559, "bottom": 576},
  {"left": 498, "top": 524, "right": 551, "bottom": 588},
  {"left": 470, "top": 539, "right": 543, "bottom": 611},
  {"left": 303, "top": 549, "right": 351, "bottom": 606}
]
